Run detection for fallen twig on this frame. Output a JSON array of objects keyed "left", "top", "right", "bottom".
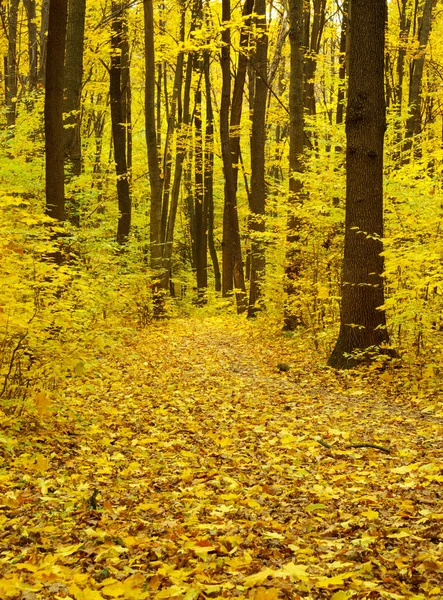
[{"left": 346, "top": 443, "right": 390, "bottom": 454}]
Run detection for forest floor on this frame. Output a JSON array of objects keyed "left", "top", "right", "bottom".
[{"left": 1, "top": 316, "right": 443, "bottom": 600}]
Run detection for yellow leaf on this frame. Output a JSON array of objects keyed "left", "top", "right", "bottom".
[
  {"left": 254, "top": 588, "right": 280, "bottom": 600},
  {"left": 57, "top": 543, "right": 84, "bottom": 556},
  {"left": 243, "top": 568, "right": 273, "bottom": 588},
  {"left": 69, "top": 583, "right": 104, "bottom": 600},
  {"left": 101, "top": 582, "right": 126, "bottom": 597},
  {"left": 391, "top": 464, "right": 419, "bottom": 474},
  {"left": 317, "top": 285, "right": 329, "bottom": 299},
  {"left": 361, "top": 509, "right": 379, "bottom": 520},
  {"left": 34, "top": 392, "right": 51, "bottom": 416},
  {"left": 246, "top": 498, "right": 262, "bottom": 510},
  {"left": 274, "top": 562, "right": 309, "bottom": 581},
  {"left": 331, "top": 592, "right": 350, "bottom": 600},
  {"left": 315, "top": 572, "right": 354, "bottom": 588},
  {"left": 35, "top": 453, "right": 49, "bottom": 473}
]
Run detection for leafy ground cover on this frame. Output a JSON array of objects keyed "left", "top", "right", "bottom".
[{"left": 1, "top": 316, "right": 443, "bottom": 600}]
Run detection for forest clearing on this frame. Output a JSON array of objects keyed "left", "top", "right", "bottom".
[{"left": 1, "top": 316, "right": 443, "bottom": 600}]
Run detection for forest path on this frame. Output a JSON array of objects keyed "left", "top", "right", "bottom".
[{"left": 2, "top": 316, "right": 443, "bottom": 599}]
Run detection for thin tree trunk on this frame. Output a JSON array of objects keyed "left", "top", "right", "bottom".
[
  {"left": 248, "top": 0, "right": 267, "bottom": 317},
  {"left": 110, "top": 1, "right": 131, "bottom": 243},
  {"left": 328, "top": 0, "right": 391, "bottom": 369},
  {"left": 220, "top": 0, "right": 247, "bottom": 312},
  {"left": 304, "top": 0, "right": 326, "bottom": 116},
  {"left": 336, "top": 0, "right": 348, "bottom": 125},
  {"left": 39, "top": 0, "right": 49, "bottom": 84},
  {"left": 144, "top": 0, "right": 164, "bottom": 292},
  {"left": 45, "top": 0, "right": 68, "bottom": 222},
  {"left": 204, "top": 51, "right": 221, "bottom": 293},
  {"left": 23, "top": 0, "right": 38, "bottom": 90},
  {"left": 6, "top": 0, "right": 20, "bottom": 130},
  {"left": 403, "top": 0, "right": 435, "bottom": 157},
  {"left": 283, "top": 0, "right": 305, "bottom": 330}
]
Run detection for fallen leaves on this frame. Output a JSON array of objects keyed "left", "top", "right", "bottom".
[{"left": 1, "top": 316, "right": 443, "bottom": 599}]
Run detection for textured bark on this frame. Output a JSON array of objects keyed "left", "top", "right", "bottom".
[
  {"left": 39, "top": 0, "right": 49, "bottom": 84},
  {"left": 248, "top": 0, "right": 267, "bottom": 317},
  {"left": 5, "top": 0, "right": 20, "bottom": 129},
  {"left": 283, "top": 0, "right": 305, "bottom": 331},
  {"left": 336, "top": 0, "right": 348, "bottom": 125},
  {"left": 230, "top": 0, "right": 254, "bottom": 190},
  {"left": 144, "top": 0, "right": 164, "bottom": 276},
  {"left": 403, "top": 0, "right": 435, "bottom": 156},
  {"left": 23, "top": 0, "right": 38, "bottom": 90},
  {"left": 220, "top": 0, "right": 247, "bottom": 312},
  {"left": 395, "top": 0, "right": 411, "bottom": 110},
  {"left": 303, "top": 0, "right": 326, "bottom": 116},
  {"left": 45, "top": 0, "right": 68, "bottom": 222},
  {"left": 328, "top": 0, "right": 390, "bottom": 369},
  {"left": 204, "top": 52, "right": 221, "bottom": 293},
  {"left": 64, "top": 0, "right": 86, "bottom": 225},
  {"left": 110, "top": 2, "right": 131, "bottom": 243}
]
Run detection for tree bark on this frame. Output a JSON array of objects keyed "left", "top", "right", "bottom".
[
  {"left": 248, "top": 0, "right": 267, "bottom": 317},
  {"left": 328, "top": 0, "right": 391, "bottom": 369},
  {"left": 204, "top": 51, "right": 221, "bottom": 293},
  {"left": 45, "top": 0, "right": 68, "bottom": 222},
  {"left": 283, "top": 0, "right": 305, "bottom": 330},
  {"left": 5, "top": 0, "right": 20, "bottom": 130},
  {"left": 336, "top": 0, "right": 348, "bottom": 125},
  {"left": 220, "top": 0, "right": 247, "bottom": 312},
  {"left": 403, "top": 0, "right": 435, "bottom": 156},
  {"left": 110, "top": 1, "right": 131, "bottom": 243},
  {"left": 144, "top": 0, "right": 164, "bottom": 281},
  {"left": 303, "top": 0, "right": 326, "bottom": 116},
  {"left": 23, "top": 0, "right": 38, "bottom": 91},
  {"left": 64, "top": 0, "right": 86, "bottom": 225},
  {"left": 39, "top": 0, "right": 50, "bottom": 85}
]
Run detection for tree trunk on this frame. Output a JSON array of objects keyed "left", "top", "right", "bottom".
[
  {"left": 39, "top": 0, "right": 50, "bottom": 85},
  {"left": 193, "top": 31, "right": 208, "bottom": 303},
  {"left": 23, "top": 0, "right": 38, "bottom": 91},
  {"left": 395, "top": 0, "right": 411, "bottom": 110},
  {"left": 45, "top": 0, "right": 68, "bottom": 222},
  {"left": 6, "top": 0, "right": 20, "bottom": 130},
  {"left": 283, "top": 0, "right": 305, "bottom": 331},
  {"left": 220, "top": 0, "right": 247, "bottom": 312},
  {"left": 144, "top": 0, "right": 164, "bottom": 285},
  {"left": 303, "top": 0, "right": 326, "bottom": 116},
  {"left": 204, "top": 51, "right": 221, "bottom": 293},
  {"left": 336, "top": 0, "right": 348, "bottom": 125},
  {"left": 248, "top": 0, "right": 267, "bottom": 317},
  {"left": 403, "top": 0, "right": 435, "bottom": 156},
  {"left": 64, "top": 0, "right": 86, "bottom": 225},
  {"left": 328, "top": 0, "right": 390, "bottom": 369},
  {"left": 110, "top": 1, "right": 131, "bottom": 243}
]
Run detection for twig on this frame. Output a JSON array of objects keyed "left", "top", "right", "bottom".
[
  {"left": 315, "top": 439, "right": 332, "bottom": 449},
  {"left": 346, "top": 443, "right": 391, "bottom": 454}
]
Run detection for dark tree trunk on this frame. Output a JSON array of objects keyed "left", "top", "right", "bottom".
[
  {"left": 39, "top": 0, "right": 50, "bottom": 85},
  {"left": 248, "top": 0, "right": 267, "bottom": 317},
  {"left": 230, "top": 0, "right": 254, "bottom": 191},
  {"left": 283, "top": 0, "right": 305, "bottom": 331},
  {"left": 336, "top": 0, "right": 348, "bottom": 125},
  {"left": 144, "top": 0, "right": 164, "bottom": 282},
  {"left": 303, "top": 0, "right": 326, "bottom": 116},
  {"left": 110, "top": 1, "right": 131, "bottom": 243},
  {"left": 328, "top": 0, "right": 390, "bottom": 369},
  {"left": 6, "top": 0, "right": 20, "bottom": 130},
  {"left": 204, "top": 51, "right": 221, "bottom": 293},
  {"left": 45, "top": 0, "right": 68, "bottom": 222},
  {"left": 23, "top": 0, "right": 38, "bottom": 90},
  {"left": 64, "top": 0, "right": 86, "bottom": 225},
  {"left": 220, "top": 0, "right": 247, "bottom": 312},
  {"left": 193, "top": 25, "right": 208, "bottom": 303},
  {"left": 395, "top": 0, "right": 411, "bottom": 110},
  {"left": 403, "top": 0, "right": 435, "bottom": 157}
]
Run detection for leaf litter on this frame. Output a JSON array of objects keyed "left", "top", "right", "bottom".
[{"left": 1, "top": 316, "right": 442, "bottom": 599}]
